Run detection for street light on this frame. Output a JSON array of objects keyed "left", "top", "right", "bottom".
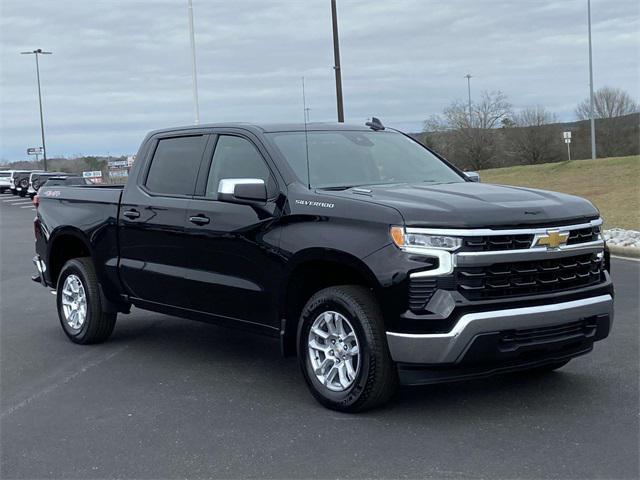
[
  {"left": 21, "top": 48, "right": 52, "bottom": 171},
  {"left": 587, "top": 0, "right": 596, "bottom": 160},
  {"left": 331, "top": 0, "right": 344, "bottom": 123},
  {"left": 464, "top": 73, "right": 473, "bottom": 126},
  {"left": 187, "top": 0, "right": 200, "bottom": 125}
]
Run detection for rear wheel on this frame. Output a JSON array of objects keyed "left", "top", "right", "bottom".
[
  {"left": 298, "top": 285, "right": 398, "bottom": 412},
  {"left": 56, "top": 257, "right": 116, "bottom": 344}
]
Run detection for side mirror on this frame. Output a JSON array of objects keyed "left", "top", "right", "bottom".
[
  {"left": 465, "top": 171, "right": 480, "bottom": 182},
  {"left": 218, "top": 178, "right": 267, "bottom": 204}
]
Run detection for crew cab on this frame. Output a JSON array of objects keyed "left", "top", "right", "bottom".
[{"left": 32, "top": 122, "right": 613, "bottom": 411}]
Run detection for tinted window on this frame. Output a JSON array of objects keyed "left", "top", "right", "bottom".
[
  {"left": 0, "top": 172, "right": 10, "bottom": 178},
  {"left": 205, "top": 135, "right": 275, "bottom": 197},
  {"left": 146, "top": 135, "right": 207, "bottom": 195}
]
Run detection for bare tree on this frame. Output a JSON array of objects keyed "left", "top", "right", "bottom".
[
  {"left": 423, "top": 91, "right": 512, "bottom": 170},
  {"left": 576, "top": 86, "right": 639, "bottom": 120},
  {"left": 576, "top": 86, "right": 639, "bottom": 157},
  {"left": 509, "top": 106, "right": 560, "bottom": 164}
]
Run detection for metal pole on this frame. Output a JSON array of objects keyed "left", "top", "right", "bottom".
[
  {"left": 187, "top": 0, "right": 200, "bottom": 125},
  {"left": 331, "top": 0, "right": 345, "bottom": 123},
  {"left": 567, "top": 142, "right": 572, "bottom": 161},
  {"left": 588, "top": 0, "right": 596, "bottom": 159},
  {"left": 465, "top": 74, "right": 473, "bottom": 126},
  {"left": 34, "top": 52, "right": 48, "bottom": 171}
]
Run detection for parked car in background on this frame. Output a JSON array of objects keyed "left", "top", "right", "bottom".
[
  {"left": 39, "top": 175, "right": 92, "bottom": 188},
  {"left": 8, "top": 170, "right": 30, "bottom": 195},
  {"left": 13, "top": 170, "right": 43, "bottom": 197},
  {"left": 0, "top": 171, "right": 13, "bottom": 193},
  {"left": 28, "top": 172, "right": 66, "bottom": 198}
]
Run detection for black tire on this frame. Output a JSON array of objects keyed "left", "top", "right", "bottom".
[
  {"left": 529, "top": 360, "right": 570, "bottom": 374},
  {"left": 19, "top": 191, "right": 25, "bottom": 197},
  {"left": 297, "top": 285, "right": 398, "bottom": 412},
  {"left": 56, "top": 257, "right": 116, "bottom": 344}
]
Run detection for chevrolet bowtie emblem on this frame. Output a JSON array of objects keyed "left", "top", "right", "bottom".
[{"left": 535, "top": 230, "right": 569, "bottom": 249}]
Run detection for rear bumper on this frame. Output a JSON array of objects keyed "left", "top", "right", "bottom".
[{"left": 386, "top": 294, "right": 613, "bottom": 365}]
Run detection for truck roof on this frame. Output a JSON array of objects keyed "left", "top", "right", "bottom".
[{"left": 147, "top": 122, "right": 373, "bottom": 136}]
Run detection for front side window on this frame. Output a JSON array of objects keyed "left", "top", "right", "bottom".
[
  {"left": 145, "top": 135, "right": 207, "bottom": 195},
  {"left": 205, "top": 135, "right": 275, "bottom": 197},
  {"left": 268, "top": 130, "right": 464, "bottom": 189}
]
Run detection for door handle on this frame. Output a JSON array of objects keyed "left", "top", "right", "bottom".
[
  {"left": 123, "top": 209, "right": 140, "bottom": 219},
  {"left": 189, "top": 215, "right": 210, "bottom": 226}
]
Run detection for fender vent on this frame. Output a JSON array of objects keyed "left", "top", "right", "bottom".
[{"left": 408, "top": 278, "right": 437, "bottom": 312}]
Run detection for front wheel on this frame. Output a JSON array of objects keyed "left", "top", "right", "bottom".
[
  {"left": 297, "top": 285, "right": 398, "bottom": 412},
  {"left": 56, "top": 257, "right": 116, "bottom": 344}
]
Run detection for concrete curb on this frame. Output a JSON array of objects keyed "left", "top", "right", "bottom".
[{"left": 608, "top": 244, "right": 640, "bottom": 259}]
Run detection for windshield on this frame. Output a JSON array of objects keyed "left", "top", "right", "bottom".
[{"left": 268, "top": 130, "right": 464, "bottom": 188}]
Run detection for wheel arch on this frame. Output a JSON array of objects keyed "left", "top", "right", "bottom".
[
  {"left": 279, "top": 248, "right": 380, "bottom": 356},
  {"left": 47, "top": 227, "right": 94, "bottom": 287}
]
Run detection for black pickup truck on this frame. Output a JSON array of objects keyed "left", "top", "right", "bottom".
[{"left": 32, "top": 121, "right": 613, "bottom": 411}]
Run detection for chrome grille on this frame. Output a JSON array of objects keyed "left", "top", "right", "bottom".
[
  {"left": 567, "top": 225, "right": 601, "bottom": 245},
  {"left": 463, "top": 234, "right": 533, "bottom": 251},
  {"left": 457, "top": 253, "right": 603, "bottom": 300}
]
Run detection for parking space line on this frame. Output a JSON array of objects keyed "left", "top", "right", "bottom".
[
  {"left": 3, "top": 198, "right": 27, "bottom": 203},
  {"left": 20, "top": 205, "right": 35, "bottom": 209}
]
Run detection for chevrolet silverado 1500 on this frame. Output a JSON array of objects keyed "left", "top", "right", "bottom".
[{"left": 32, "top": 121, "right": 613, "bottom": 411}]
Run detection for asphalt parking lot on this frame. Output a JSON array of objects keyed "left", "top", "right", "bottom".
[{"left": 1, "top": 193, "right": 638, "bottom": 480}]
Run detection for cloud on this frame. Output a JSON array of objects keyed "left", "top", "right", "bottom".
[{"left": 1, "top": 0, "right": 638, "bottom": 160}]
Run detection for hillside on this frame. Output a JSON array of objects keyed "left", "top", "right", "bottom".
[{"left": 481, "top": 155, "right": 640, "bottom": 230}]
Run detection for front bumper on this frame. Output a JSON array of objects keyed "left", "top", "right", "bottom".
[{"left": 386, "top": 294, "right": 613, "bottom": 364}]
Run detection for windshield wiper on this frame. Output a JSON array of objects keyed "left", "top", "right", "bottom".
[{"left": 316, "top": 185, "right": 359, "bottom": 191}]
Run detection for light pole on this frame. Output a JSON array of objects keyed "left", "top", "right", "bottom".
[
  {"left": 187, "top": 0, "right": 200, "bottom": 125},
  {"left": 587, "top": 0, "right": 596, "bottom": 159},
  {"left": 464, "top": 74, "right": 473, "bottom": 126},
  {"left": 331, "top": 0, "right": 344, "bottom": 123},
  {"left": 21, "top": 48, "right": 51, "bottom": 171}
]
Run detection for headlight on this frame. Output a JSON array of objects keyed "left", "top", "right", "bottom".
[{"left": 390, "top": 226, "right": 462, "bottom": 252}]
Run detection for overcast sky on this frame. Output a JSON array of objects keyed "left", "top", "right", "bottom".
[{"left": 1, "top": 0, "right": 638, "bottom": 161}]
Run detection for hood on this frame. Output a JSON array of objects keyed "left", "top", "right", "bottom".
[{"left": 321, "top": 182, "right": 599, "bottom": 228}]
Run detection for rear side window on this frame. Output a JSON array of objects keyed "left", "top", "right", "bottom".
[{"left": 146, "top": 135, "right": 207, "bottom": 195}]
